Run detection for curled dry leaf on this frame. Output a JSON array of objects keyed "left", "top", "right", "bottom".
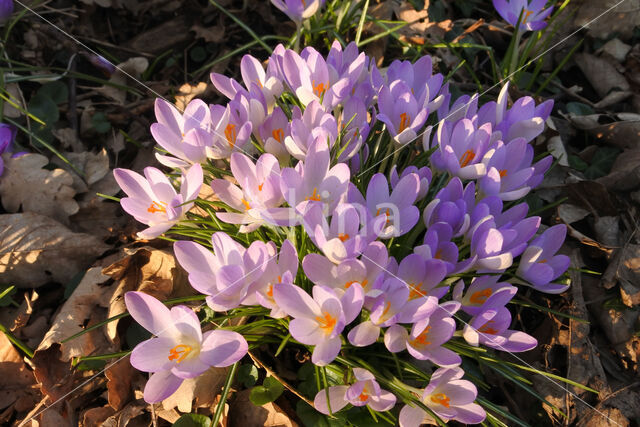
[
  {"left": 0, "top": 213, "right": 108, "bottom": 288},
  {"left": 573, "top": 0, "right": 640, "bottom": 40},
  {"left": 596, "top": 149, "right": 640, "bottom": 192},
  {"left": 0, "top": 331, "right": 37, "bottom": 417},
  {"left": 106, "top": 358, "right": 137, "bottom": 411},
  {"left": 229, "top": 389, "right": 297, "bottom": 427},
  {"left": 161, "top": 367, "right": 228, "bottom": 413},
  {"left": 80, "top": 406, "right": 116, "bottom": 427},
  {"left": 102, "top": 247, "right": 192, "bottom": 343},
  {"left": 97, "top": 57, "right": 149, "bottom": 104},
  {"left": 575, "top": 53, "right": 630, "bottom": 98},
  {"left": 52, "top": 148, "right": 111, "bottom": 193},
  {"left": 564, "top": 113, "right": 640, "bottom": 151},
  {"left": 393, "top": 1, "right": 453, "bottom": 45},
  {"left": 101, "top": 401, "right": 147, "bottom": 427},
  {"left": 0, "top": 153, "right": 78, "bottom": 224},
  {"left": 175, "top": 82, "right": 208, "bottom": 112}
]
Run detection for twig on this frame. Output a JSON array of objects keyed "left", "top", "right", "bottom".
[{"left": 248, "top": 350, "right": 314, "bottom": 407}]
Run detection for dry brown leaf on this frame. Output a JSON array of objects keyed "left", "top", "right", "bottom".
[
  {"left": 599, "top": 38, "right": 632, "bottom": 63},
  {"left": 575, "top": 53, "right": 630, "bottom": 98},
  {"left": 52, "top": 148, "right": 111, "bottom": 193},
  {"left": 229, "top": 389, "right": 297, "bottom": 427},
  {"left": 363, "top": 0, "right": 393, "bottom": 66},
  {"left": 36, "top": 267, "right": 116, "bottom": 361},
  {"left": 2, "top": 81, "right": 25, "bottom": 119},
  {"left": 175, "top": 82, "right": 208, "bottom": 112},
  {"left": 0, "top": 213, "right": 108, "bottom": 288},
  {"left": 596, "top": 149, "right": 640, "bottom": 191},
  {"left": 106, "top": 358, "right": 137, "bottom": 411},
  {"left": 52, "top": 128, "right": 83, "bottom": 152},
  {"left": 80, "top": 406, "right": 116, "bottom": 427},
  {"left": 0, "top": 153, "right": 78, "bottom": 224},
  {"left": 393, "top": 1, "right": 453, "bottom": 44},
  {"left": 102, "top": 247, "right": 192, "bottom": 342},
  {"left": 557, "top": 204, "right": 590, "bottom": 224},
  {"left": 564, "top": 113, "right": 640, "bottom": 150},
  {"left": 97, "top": 57, "right": 149, "bottom": 104},
  {"left": 161, "top": 367, "right": 228, "bottom": 413},
  {"left": 573, "top": 0, "right": 640, "bottom": 40},
  {"left": 191, "top": 23, "right": 225, "bottom": 44},
  {"left": 101, "top": 401, "right": 146, "bottom": 427},
  {"left": 0, "top": 332, "right": 37, "bottom": 414}
]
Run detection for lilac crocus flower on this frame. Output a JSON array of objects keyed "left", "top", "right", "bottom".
[
  {"left": 387, "top": 254, "right": 449, "bottom": 300},
  {"left": 463, "top": 306, "right": 537, "bottom": 352},
  {"left": 390, "top": 165, "right": 431, "bottom": 201},
  {"left": 113, "top": 164, "right": 202, "bottom": 239},
  {"left": 259, "top": 107, "right": 290, "bottom": 161},
  {"left": 151, "top": 99, "right": 213, "bottom": 168},
  {"left": 414, "top": 223, "right": 475, "bottom": 274},
  {"left": 174, "top": 232, "right": 270, "bottom": 311},
  {"left": 0, "top": 123, "right": 17, "bottom": 176},
  {"left": 385, "top": 302, "right": 462, "bottom": 368},
  {"left": 210, "top": 152, "right": 284, "bottom": 232},
  {"left": 314, "top": 368, "right": 396, "bottom": 414},
  {"left": 302, "top": 241, "right": 388, "bottom": 298},
  {"left": 251, "top": 240, "right": 299, "bottom": 317},
  {"left": 350, "top": 173, "right": 420, "bottom": 238},
  {"left": 0, "top": 0, "right": 13, "bottom": 23},
  {"left": 302, "top": 202, "right": 385, "bottom": 264},
  {"left": 453, "top": 276, "right": 517, "bottom": 316},
  {"left": 285, "top": 101, "right": 338, "bottom": 160},
  {"left": 493, "top": 0, "right": 553, "bottom": 32},
  {"left": 207, "top": 100, "right": 253, "bottom": 160},
  {"left": 270, "top": 0, "right": 324, "bottom": 24},
  {"left": 516, "top": 224, "right": 570, "bottom": 293},
  {"left": 273, "top": 283, "right": 364, "bottom": 365},
  {"left": 399, "top": 367, "right": 486, "bottom": 426},
  {"left": 377, "top": 80, "right": 429, "bottom": 145},
  {"left": 347, "top": 278, "right": 438, "bottom": 348},
  {"left": 337, "top": 97, "right": 370, "bottom": 162},
  {"left": 436, "top": 83, "right": 479, "bottom": 123},
  {"left": 479, "top": 138, "right": 535, "bottom": 201},
  {"left": 124, "top": 292, "right": 248, "bottom": 403},
  {"left": 430, "top": 118, "right": 493, "bottom": 180},
  {"left": 423, "top": 178, "right": 476, "bottom": 237}
]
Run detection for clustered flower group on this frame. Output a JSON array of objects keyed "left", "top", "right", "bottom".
[{"left": 116, "top": 38, "right": 568, "bottom": 424}]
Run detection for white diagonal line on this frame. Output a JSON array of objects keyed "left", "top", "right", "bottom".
[
  {"left": 358, "top": 251, "right": 621, "bottom": 426},
  {"left": 356, "top": 0, "right": 630, "bottom": 178}
]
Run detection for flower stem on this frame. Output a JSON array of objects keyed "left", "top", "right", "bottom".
[{"left": 212, "top": 361, "right": 239, "bottom": 427}]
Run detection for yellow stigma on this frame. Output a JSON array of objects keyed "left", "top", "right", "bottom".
[
  {"left": 459, "top": 149, "right": 475, "bottom": 167},
  {"left": 478, "top": 320, "right": 498, "bottom": 335},
  {"left": 469, "top": 288, "right": 492, "bottom": 305},
  {"left": 241, "top": 198, "right": 251, "bottom": 210},
  {"left": 522, "top": 9, "right": 533, "bottom": 24},
  {"left": 430, "top": 393, "right": 450, "bottom": 408},
  {"left": 315, "top": 311, "right": 337, "bottom": 334},
  {"left": 168, "top": 344, "right": 192, "bottom": 363},
  {"left": 399, "top": 112, "right": 410, "bottom": 133},
  {"left": 499, "top": 169, "right": 508, "bottom": 178},
  {"left": 408, "top": 282, "right": 425, "bottom": 300},
  {"left": 225, "top": 123, "right": 237, "bottom": 148},
  {"left": 147, "top": 201, "right": 167, "bottom": 214},
  {"left": 338, "top": 233, "right": 350, "bottom": 242},
  {"left": 306, "top": 187, "right": 322, "bottom": 202},
  {"left": 410, "top": 325, "right": 432, "bottom": 348},
  {"left": 272, "top": 128, "right": 284, "bottom": 143},
  {"left": 312, "top": 80, "right": 328, "bottom": 98}
]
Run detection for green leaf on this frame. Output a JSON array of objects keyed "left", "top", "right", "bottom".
[
  {"left": 568, "top": 155, "right": 588, "bottom": 171},
  {"left": 295, "top": 400, "right": 345, "bottom": 427},
  {"left": 237, "top": 363, "right": 259, "bottom": 387},
  {"left": 28, "top": 92, "right": 59, "bottom": 125},
  {"left": 190, "top": 47, "right": 207, "bottom": 63},
  {"left": 91, "top": 112, "right": 112, "bottom": 134},
  {"left": 173, "top": 413, "right": 212, "bottom": 427},
  {"left": 584, "top": 146, "right": 620, "bottom": 180},
  {"left": 249, "top": 376, "right": 285, "bottom": 406},
  {"left": 566, "top": 102, "right": 594, "bottom": 116},
  {"left": 39, "top": 81, "right": 68, "bottom": 104},
  {"left": 0, "top": 286, "right": 16, "bottom": 307},
  {"left": 428, "top": 0, "right": 447, "bottom": 22},
  {"left": 407, "top": 0, "right": 425, "bottom": 10}
]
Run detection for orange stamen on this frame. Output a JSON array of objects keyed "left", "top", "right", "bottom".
[
  {"left": 434, "top": 249, "right": 444, "bottom": 259},
  {"left": 272, "top": 128, "right": 284, "bottom": 143},
  {"left": 358, "top": 392, "right": 369, "bottom": 402},
  {"left": 312, "top": 80, "right": 328, "bottom": 98},
  {"left": 338, "top": 233, "right": 350, "bottom": 242},
  {"left": 499, "top": 169, "right": 507, "bottom": 178},
  {"left": 479, "top": 321, "right": 498, "bottom": 335},
  {"left": 315, "top": 312, "right": 337, "bottom": 334},
  {"left": 306, "top": 187, "right": 322, "bottom": 202},
  {"left": 345, "top": 279, "right": 367, "bottom": 289},
  {"left": 375, "top": 208, "right": 392, "bottom": 225},
  {"left": 469, "top": 288, "right": 493, "bottom": 305},
  {"left": 430, "top": 393, "right": 450, "bottom": 408},
  {"left": 258, "top": 183, "right": 264, "bottom": 191},
  {"left": 408, "top": 282, "right": 425, "bottom": 300},
  {"left": 241, "top": 198, "right": 251, "bottom": 210},
  {"left": 225, "top": 123, "right": 237, "bottom": 148},
  {"left": 459, "top": 149, "right": 475, "bottom": 167},
  {"left": 147, "top": 201, "right": 167, "bottom": 214},
  {"left": 522, "top": 9, "right": 533, "bottom": 24},
  {"left": 168, "top": 344, "right": 192, "bottom": 363},
  {"left": 411, "top": 325, "right": 432, "bottom": 348},
  {"left": 399, "top": 112, "right": 410, "bottom": 133}
]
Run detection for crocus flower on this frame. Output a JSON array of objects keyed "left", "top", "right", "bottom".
[
  {"left": 302, "top": 241, "right": 388, "bottom": 298},
  {"left": 423, "top": 178, "right": 476, "bottom": 237},
  {"left": 285, "top": 101, "right": 338, "bottom": 160},
  {"left": 385, "top": 301, "right": 462, "bottom": 367},
  {"left": 210, "top": 152, "right": 284, "bottom": 232},
  {"left": 414, "top": 223, "right": 475, "bottom": 274},
  {"left": 273, "top": 283, "right": 364, "bottom": 365},
  {"left": 207, "top": 100, "right": 253, "bottom": 160},
  {"left": 430, "top": 118, "right": 493, "bottom": 180},
  {"left": 350, "top": 173, "right": 420, "bottom": 238},
  {"left": 463, "top": 306, "right": 537, "bottom": 352},
  {"left": 259, "top": 107, "right": 290, "bottom": 161},
  {"left": 399, "top": 367, "right": 486, "bottom": 426},
  {"left": 387, "top": 254, "right": 449, "bottom": 300},
  {"left": 270, "top": 0, "right": 324, "bottom": 24},
  {"left": 480, "top": 138, "right": 537, "bottom": 201},
  {"left": 516, "top": 224, "right": 570, "bottom": 293},
  {"left": 251, "top": 240, "right": 299, "bottom": 317},
  {"left": 492, "top": 0, "right": 553, "bottom": 32},
  {"left": 390, "top": 165, "right": 431, "bottom": 201},
  {"left": 0, "top": 123, "right": 16, "bottom": 176},
  {"left": 0, "top": 0, "right": 13, "bottom": 23},
  {"left": 436, "top": 83, "right": 478, "bottom": 123},
  {"left": 124, "top": 292, "right": 248, "bottom": 403},
  {"left": 113, "top": 164, "right": 202, "bottom": 239},
  {"left": 302, "top": 202, "right": 385, "bottom": 264},
  {"left": 174, "top": 232, "right": 270, "bottom": 311},
  {"left": 87, "top": 54, "right": 116, "bottom": 76},
  {"left": 377, "top": 80, "right": 429, "bottom": 145},
  {"left": 452, "top": 276, "right": 517, "bottom": 316},
  {"left": 314, "top": 368, "right": 396, "bottom": 414}
]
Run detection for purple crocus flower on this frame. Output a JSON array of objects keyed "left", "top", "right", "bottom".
[
  {"left": 414, "top": 223, "right": 475, "bottom": 274},
  {"left": 492, "top": 0, "right": 553, "bottom": 32},
  {"left": 124, "top": 292, "right": 248, "bottom": 403},
  {"left": 285, "top": 101, "right": 338, "bottom": 160},
  {"left": 210, "top": 152, "right": 284, "bottom": 232},
  {"left": 259, "top": 107, "right": 290, "bottom": 161},
  {"left": 390, "top": 165, "right": 431, "bottom": 201},
  {"left": 347, "top": 278, "right": 438, "bottom": 348},
  {"left": 337, "top": 97, "right": 370, "bottom": 162},
  {"left": 387, "top": 254, "right": 449, "bottom": 300},
  {"left": 87, "top": 54, "right": 116, "bottom": 77},
  {"left": 349, "top": 173, "right": 420, "bottom": 238},
  {"left": 377, "top": 80, "right": 429, "bottom": 145},
  {"left": 452, "top": 276, "right": 517, "bottom": 316},
  {"left": 479, "top": 138, "right": 535, "bottom": 201},
  {"left": 113, "top": 164, "right": 202, "bottom": 239},
  {"left": 516, "top": 224, "right": 570, "bottom": 293},
  {"left": 385, "top": 301, "right": 462, "bottom": 368},
  {"left": 151, "top": 99, "right": 213, "bottom": 168},
  {"left": 207, "top": 100, "right": 253, "bottom": 160},
  {"left": 314, "top": 368, "right": 396, "bottom": 414},
  {"left": 399, "top": 367, "right": 486, "bottom": 426},
  {"left": 436, "top": 83, "right": 478, "bottom": 123},
  {"left": 270, "top": 0, "right": 325, "bottom": 24},
  {"left": 0, "top": 0, "right": 13, "bottom": 23},
  {"left": 463, "top": 306, "right": 537, "bottom": 352},
  {"left": 423, "top": 178, "right": 476, "bottom": 237},
  {"left": 0, "top": 123, "right": 17, "bottom": 176},
  {"left": 430, "top": 118, "right": 493, "bottom": 180},
  {"left": 173, "top": 232, "right": 270, "bottom": 311},
  {"left": 251, "top": 239, "right": 299, "bottom": 317},
  {"left": 303, "top": 241, "right": 388, "bottom": 298},
  {"left": 273, "top": 283, "right": 364, "bottom": 365}
]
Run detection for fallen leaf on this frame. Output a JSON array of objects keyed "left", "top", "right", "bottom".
[
  {"left": 547, "top": 135, "right": 569, "bottom": 166},
  {"left": 80, "top": 406, "right": 116, "bottom": 427},
  {"left": 596, "top": 149, "right": 640, "bottom": 191},
  {"left": 575, "top": 53, "right": 630, "bottom": 98},
  {"left": 229, "top": 389, "right": 297, "bottom": 427},
  {"left": 573, "top": 0, "right": 640, "bottom": 40},
  {"left": 2, "top": 81, "right": 26, "bottom": 119},
  {"left": 52, "top": 128, "right": 83, "bottom": 153},
  {"left": 191, "top": 23, "right": 225, "bottom": 44},
  {"left": 599, "top": 38, "right": 632, "bottom": 63},
  {"left": 52, "top": 149, "right": 111, "bottom": 193},
  {"left": 393, "top": 1, "right": 453, "bottom": 44},
  {"left": 161, "top": 367, "right": 228, "bottom": 413},
  {"left": 106, "top": 358, "right": 137, "bottom": 411},
  {"left": 101, "top": 401, "right": 146, "bottom": 427},
  {"left": 0, "top": 213, "right": 108, "bottom": 288},
  {"left": 557, "top": 204, "right": 591, "bottom": 224},
  {"left": 0, "top": 331, "right": 37, "bottom": 415},
  {"left": 0, "top": 153, "right": 79, "bottom": 224},
  {"left": 97, "top": 57, "right": 149, "bottom": 104},
  {"left": 175, "top": 82, "right": 208, "bottom": 113}
]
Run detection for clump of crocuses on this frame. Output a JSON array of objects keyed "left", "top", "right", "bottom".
[{"left": 114, "top": 39, "right": 568, "bottom": 423}]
